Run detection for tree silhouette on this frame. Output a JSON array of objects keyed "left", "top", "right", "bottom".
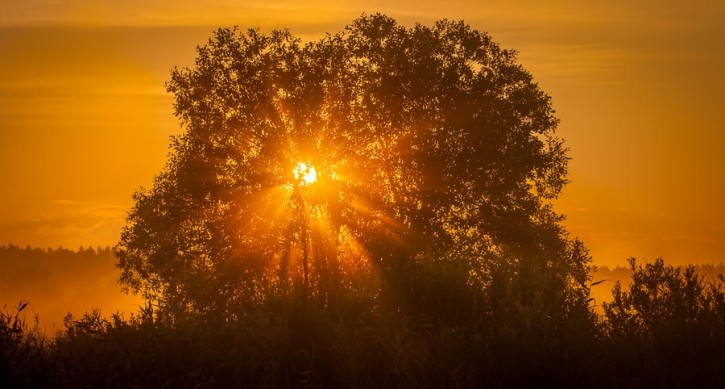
[
  {"left": 116, "top": 14, "right": 591, "bottom": 323},
  {"left": 602, "top": 258, "right": 725, "bottom": 386}
]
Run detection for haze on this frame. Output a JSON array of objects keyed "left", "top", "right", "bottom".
[{"left": 1, "top": 0, "right": 724, "bottom": 269}]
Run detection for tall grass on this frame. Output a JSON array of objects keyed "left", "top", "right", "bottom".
[{"left": 2, "top": 257, "right": 724, "bottom": 387}]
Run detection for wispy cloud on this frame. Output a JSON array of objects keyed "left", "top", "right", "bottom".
[
  {"left": 0, "top": 202, "right": 127, "bottom": 249},
  {"left": 0, "top": 0, "right": 353, "bottom": 28}
]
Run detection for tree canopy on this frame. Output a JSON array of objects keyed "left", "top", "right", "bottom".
[
  {"left": 116, "top": 14, "right": 590, "bottom": 322},
  {"left": 6, "top": 15, "right": 725, "bottom": 389}
]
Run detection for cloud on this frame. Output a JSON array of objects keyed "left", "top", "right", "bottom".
[
  {"left": 0, "top": 203, "right": 127, "bottom": 249},
  {"left": 0, "top": 0, "right": 354, "bottom": 28}
]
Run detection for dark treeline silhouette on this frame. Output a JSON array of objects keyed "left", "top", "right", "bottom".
[
  {"left": 0, "top": 243, "right": 111, "bottom": 258},
  {"left": 0, "top": 244, "right": 116, "bottom": 305},
  {"left": 0, "top": 244, "right": 142, "bottom": 333},
  {"left": 2, "top": 14, "right": 725, "bottom": 387},
  {"left": 0, "top": 243, "right": 113, "bottom": 267},
  {"left": 590, "top": 263, "right": 725, "bottom": 308}
]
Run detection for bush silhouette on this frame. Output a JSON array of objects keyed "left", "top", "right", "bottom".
[
  {"left": 6, "top": 14, "right": 724, "bottom": 388},
  {"left": 603, "top": 258, "right": 725, "bottom": 386}
]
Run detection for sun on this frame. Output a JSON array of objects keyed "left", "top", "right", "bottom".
[{"left": 293, "top": 162, "right": 317, "bottom": 185}]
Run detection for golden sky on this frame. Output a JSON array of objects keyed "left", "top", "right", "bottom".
[{"left": 1, "top": 0, "right": 724, "bottom": 267}]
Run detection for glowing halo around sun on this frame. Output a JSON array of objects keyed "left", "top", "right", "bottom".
[{"left": 293, "top": 162, "right": 317, "bottom": 185}]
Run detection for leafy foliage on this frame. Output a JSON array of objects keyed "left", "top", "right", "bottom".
[
  {"left": 605, "top": 258, "right": 725, "bottom": 337},
  {"left": 4, "top": 14, "right": 725, "bottom": 388},
  {"left": 3, "top": 256, "right": 723, "bottom": 387},
  {"left": 602, "top": 258, "right": 725, "bottom": 386},
  {"left": 116, "top": 14, "right": 589, "bottom": 330}
]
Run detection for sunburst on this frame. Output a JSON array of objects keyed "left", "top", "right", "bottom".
[{"left": 292, "top": 162, "right": 317, "bottom": 186}]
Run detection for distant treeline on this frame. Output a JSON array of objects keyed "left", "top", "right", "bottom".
[
  {"left": 594, "top": 263, "right": 725, "bottom": 283},
  {"left": 0, "top": 244, "right": 116, "bottom": 290},
  {"left": 0, "top": 243, "right": 115, "bottom": 273},
  {"left": 2, "top": 242, "right": 721, "bottom": 312},
  {"left": 0, "top": 244, "right": 118, "bottom": 306},
  {"left": 5, "top": 243, "right": 721, "bottom": 318},
  {"left": 0, "top": 243, "right": 142, "bottom": 333},
  {"left": 2, "top": 241, "right": 721, "bottom": 306},
  {"left": 591, "top": 263, "right": 725, "bottom": 305},
  {"left": 0, "top": 243, "right": 114, "bottom": 260}
]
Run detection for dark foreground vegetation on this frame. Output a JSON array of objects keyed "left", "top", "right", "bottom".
[
  {"left": 4, "top": 14, "right": 724, "bottom": 387},
  {"left": 2, "top": 257, "right": 724, "bottom": 388}
]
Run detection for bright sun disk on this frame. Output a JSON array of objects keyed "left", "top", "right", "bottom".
[{"left": 293, "top": 162, "right": 317, "bottom": 185}]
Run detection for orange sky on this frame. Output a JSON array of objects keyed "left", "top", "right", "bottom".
[{"left": 1, "top": 1, "right": 724, "bottom": 268}]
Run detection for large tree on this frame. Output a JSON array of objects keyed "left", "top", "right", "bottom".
[{"left": 116, "top": 14, "right": 590, "bottom": 321}]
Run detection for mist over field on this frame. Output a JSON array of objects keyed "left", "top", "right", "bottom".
[
  {"left": 2, "top": 3, "right": 725, "bottom": 387},
  {"left": 0, "top": 245, "right": 142, "bottom": 333}
]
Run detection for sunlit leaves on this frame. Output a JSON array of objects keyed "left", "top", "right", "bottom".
[{"left": 116, "top": 14, "right": 587, "bottom": 320}]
